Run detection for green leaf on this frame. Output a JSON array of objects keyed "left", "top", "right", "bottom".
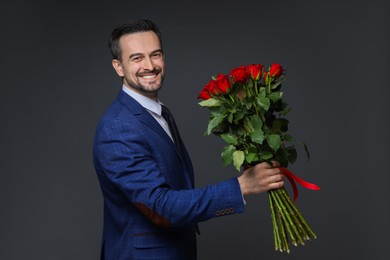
[
  {"left": 280, "top": 106, "right": 292, "bottom": 116},
  {"left": 287, "top": 147, "right": 297, "bottom": 164},
  {"left": 250, "top": 114, "right": 263, "bottom": 130},
  {"left": 270, "top": 80, "right": 284, "bottom": 90},
  {"left": 274, "top": 149, "right": 289, "bottom": 168},
  {"left": 257, "top": 96, "right": 270, "bottom": 111},
  {"left": 279, "top": 118, "right": 289, "bottom": 132},
  {"left": 221, "top": 145, "right": 236, "bottom": 165},
  {"left": 259, "top": 151, "right": 274, "bottom": 161},
  {"left": 209, "top": 106, "right": 223, "bottom": 116},
  {"left": 272, "top": 118, "right": 289, "bottom": 133},
  {"left": 246, "top": 78, "right": 254, "bottom": 88},
  {"left": 207, "top": 114, "right": 225, "bottom": 135},
  {"left": 268, "top": 91, "right": 283, "bottom": 102},
  {"left": 226, "top": 107, "right": 236, "bottom": 123},
  {"left": 284, "top": 134, "right": 294, "bottom": 142},
  {"left": 228, "top": 113, "right": 233, "bottom": 123},
  {"left": 245, "top": 152, "right": 259, "bottom": 163},
  {"left": 233, "top": 109, "right": 246, "bottom": 124},
  {"left": 267, "top": 134, "right": 281, "bottom": 151},
  {"left": 199, "top": 98, "right": 222, "bottom": 107},
  {"left": 220, "top": 134, "right": 238, "bottom": 145},
  {"left": 250, "top": 130, "right": 265, "bottom": 144},
  {"left": 259, "top": 87, "right": 266, "bottom": 97},
  {"left": 233, "top": 150, "right": 245, "bottom": 171},
  {"left": 243, "top": 117, "right": 254, "bottom": 132}
]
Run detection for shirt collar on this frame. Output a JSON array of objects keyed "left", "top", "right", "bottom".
[{"left": 122, "top": 85, "right": 162, "bottom": 116}]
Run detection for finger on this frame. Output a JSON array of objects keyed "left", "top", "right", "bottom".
[
  {"left": 271, "top": 173, "right": 284, "bottom": 182},
  {"left": 267, "top": 167, "right": 282, "bottom": 176},
  {"left": 264, "top": 172, "right": 283, "bottom": 184},
  {"left": 269, "top": 180, "right": 284, "bottom": 190},
  {"left": 270, "top": 161, "right": 281, "bottom": 168}
]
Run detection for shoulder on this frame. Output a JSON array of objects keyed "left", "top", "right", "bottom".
[
  {"left": 96, "top": 107, "right": 138, "bottom": 138},
  {"left": 94, "top": 95, "right": 142, "bottom": 139}
]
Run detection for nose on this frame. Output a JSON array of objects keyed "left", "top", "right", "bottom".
[{"left": 142, "top": 57, "right": 154, "bottom": 71}]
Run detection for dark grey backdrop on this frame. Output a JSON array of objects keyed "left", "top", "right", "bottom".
[{"left": 1, "top": 0, "right": 389, "bottom": 259}]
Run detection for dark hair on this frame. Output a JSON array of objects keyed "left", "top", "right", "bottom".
[{"left": 109, "top": 19, "right": 162, "bottom": 61}]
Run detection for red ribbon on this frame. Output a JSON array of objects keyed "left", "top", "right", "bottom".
[{"left": 279, "top": 167, "right": 320, "bottom": 202}]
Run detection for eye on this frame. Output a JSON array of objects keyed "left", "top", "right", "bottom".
[
  {"left": 152, "top": 52, "right": 163, "bottom": 58},
  {"left": 131, "top": 56, "right": 142, "bottom": 62}
]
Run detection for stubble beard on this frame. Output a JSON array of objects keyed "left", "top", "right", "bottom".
[{"left": 126, "top": 68, "right": 165, "bottom": 96}]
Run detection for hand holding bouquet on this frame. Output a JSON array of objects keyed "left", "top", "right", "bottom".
[{"left": 198, "top": 63, "right": 320, "bottom": 253}]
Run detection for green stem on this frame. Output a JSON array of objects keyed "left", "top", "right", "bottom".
[
  {"left": 271, "top": 190, "right": 297, "bottom": 248},
  {"left": 279, "top": 188, "right": 309, "bottom": 242},
  {"left": 243, "top": 118, "right": 252, "bottom": 133},
  {"left": 228, "top": 94, "right": 235, "bottom": 103},
  {"left": 244, "top": 84, "right": 252, "bottom": 98},
  {"left": 280, "top": 188, "right": 317, "bottom": 239},
  {"left": 254, "top": 103, "right": 259, "bottom": 116},
  {"left": 268, "top": 192, "right": 281, "bottom": 251},
  {"left": 268, "top": 80, "right": 271, "bottom": 94},
  {"left": 270, "top": 190, "right": 290, "bottom": 253},
  {"left": 276, "top": 189, "right": 305, "bottom": 246},
  {"left": 276, "top": 205, "right": 289, "bottom": 252},
  {"left": 254, "top": 80, "right": 259, "bottom": 96}
]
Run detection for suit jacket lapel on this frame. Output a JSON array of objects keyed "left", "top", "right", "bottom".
[{"left": 116, "top": 90, "right": 191, "bottom": 172}]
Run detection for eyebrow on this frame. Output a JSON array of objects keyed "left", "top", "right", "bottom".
[{"left": 128, "top": 49, "right": 164, "bottom": 60}]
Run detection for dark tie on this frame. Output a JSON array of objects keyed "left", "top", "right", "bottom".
[{"left": 161, "top": 105, "right": 184, "bottom": 158}]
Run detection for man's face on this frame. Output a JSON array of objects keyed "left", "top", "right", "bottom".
[{"left": 112, "top": 31, "right": 165, "bottom": 100}]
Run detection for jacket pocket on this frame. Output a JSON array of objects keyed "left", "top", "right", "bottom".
[{"left": 134, "top": 233, "right": 181, "bottom": 249}]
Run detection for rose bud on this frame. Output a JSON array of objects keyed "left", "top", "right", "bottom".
[
  {"left": 246, "top": 64, "right": 263, "bottom": 80},
  {"left": 229, "top": 65, "right": 249, "bottom": 84}
]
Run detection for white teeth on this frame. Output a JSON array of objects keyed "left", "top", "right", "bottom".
[{"left": 141, "top": 75, "right": 156, "bottom": 79}]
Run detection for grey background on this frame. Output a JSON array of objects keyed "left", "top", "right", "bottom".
[{"left": 1, "top": 0, "right": 389, "bottom": 259}]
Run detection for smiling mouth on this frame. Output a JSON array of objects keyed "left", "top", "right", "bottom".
[
  {"left": 138, "top": 68, "right": 162, "bottom": 80},
  {"left": 140, "top": 74, "right": 158, "bottom": 79}
]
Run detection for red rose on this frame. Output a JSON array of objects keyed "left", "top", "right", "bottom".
[
  {"left": 198, "top": 79, "right": 219, "bottom": 100},
  {"left": 197, "top": 88, "right": 211, "bottom": 100},
  {"left": 246, "top": 64, "right": 263, "bottom": 80},
  {"left": 206, "top": 79, "right": 220, "bottom": 95},
  {"left": 215, "top": 74, "right": 231, "bottom": 94},
  {"left": 229, "top": 65, "right": 249, "bottom": 84},
  {"left": 269, "top": 63, "right": 283, "bottom": 77}
]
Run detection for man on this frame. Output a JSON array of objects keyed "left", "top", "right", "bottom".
[{"left": 93, "top": 19, "right": 284, "bottom": 260}]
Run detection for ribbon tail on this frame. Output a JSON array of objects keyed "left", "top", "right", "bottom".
[
  {"left": 283, "top": 171, "right": 299, "bottom": 202},
  {"left": 279, "top": 167, "right": 321, "bottom": 202},
  {"left": 281, "top": 167, "right": 321, "bottom": 191}
]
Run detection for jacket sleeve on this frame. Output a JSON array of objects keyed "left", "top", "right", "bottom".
[{"left": 94, "top": 118, "right": 245, "bottom": 228}]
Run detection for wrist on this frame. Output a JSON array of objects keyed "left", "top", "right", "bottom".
[{"left": 237, "top": 176, "right": 249, "bottom": 196}]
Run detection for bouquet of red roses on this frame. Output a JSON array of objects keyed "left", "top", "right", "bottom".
[{"left": 198, "top": 63, "right": 320, "bottom": 253}]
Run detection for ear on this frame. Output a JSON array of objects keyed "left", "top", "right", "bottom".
[{"left": 112, "top": 59, "right": 124, "bottom": 77}]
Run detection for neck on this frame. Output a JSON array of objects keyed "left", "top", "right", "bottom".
[{"left": 123, "top": 84, "right": 158, "bottom": 101}]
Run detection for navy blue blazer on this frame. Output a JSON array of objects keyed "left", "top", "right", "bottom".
[{"left": 93, "top": 90, "right": 245, "bottom": 259}]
